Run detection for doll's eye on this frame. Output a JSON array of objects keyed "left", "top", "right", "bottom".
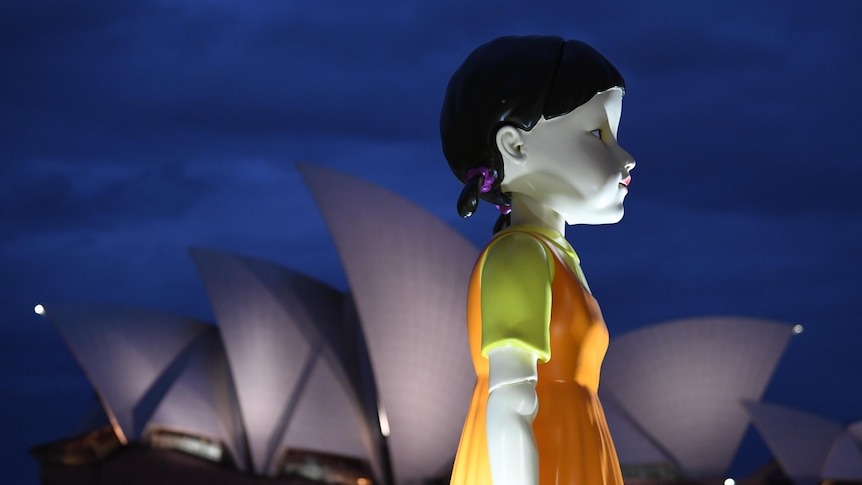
[{"left": 590, "top": 129, "right": 602, "bottom": 139}]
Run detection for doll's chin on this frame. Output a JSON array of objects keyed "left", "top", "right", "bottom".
[{"left": 565, "top": 207, "right": 624, "bottom": 226}]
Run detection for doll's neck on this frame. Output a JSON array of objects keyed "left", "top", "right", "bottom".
[{"left": 508, "top": 192, "right": 565, "bottom": 235}]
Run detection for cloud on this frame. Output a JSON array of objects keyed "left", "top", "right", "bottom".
[
  {"left": 0, "top": 161, "right": 215, "bottom": 241},
  {"left": 0, "top": 0, "right": 465, "bottom": 157}
]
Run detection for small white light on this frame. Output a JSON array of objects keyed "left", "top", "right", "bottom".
[
  {"left": 724, "top": 478, "right": 735, "bottom": 485},
  {"left": 792, "top": 324, "right": 803, "bottom": 335},
  {"left": 378, "top": 403, "right": 391, "bottom": 438},
  {"left": 34, "top": 304, "right": 45, "bottom": 315}
]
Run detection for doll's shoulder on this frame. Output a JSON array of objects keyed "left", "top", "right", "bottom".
[
  {"left": 484, "top": 228, "right": 553, "bottom": 260},
  {"left": 481, "top": 229, "right": 555, "bottom": 281}
]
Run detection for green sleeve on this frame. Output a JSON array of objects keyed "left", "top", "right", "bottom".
[{"left": 480, "top": 232, "right": 554, "bottom": 362}]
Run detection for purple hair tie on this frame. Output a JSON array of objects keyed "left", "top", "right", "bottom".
[
  {"left": 466, "top": 167, "right": 495, "bottom": 194},
  {"left": 496, "top": 204, "right": 512, "bottom": 215}
]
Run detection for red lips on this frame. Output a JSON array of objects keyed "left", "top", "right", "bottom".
[{"left": 620, "top": 175, "right": 631, "bottom": 188}]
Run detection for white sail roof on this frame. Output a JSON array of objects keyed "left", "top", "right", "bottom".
[
  {"left": 601, "top": 317, "right": 793, "bottom": 478},
  {"left": 147, "top": 331, "right": 249, "bottom": 470},
  {"left": 299, "top": 164, "right": 477, "bottom": 485},
  {"left": 823, "top": 429, "right": 862, "bottom": 482},
  {"left": 40, "top": 304, "right": 212, "bottom": 444},
  {"left": 600, "top": 393, "right": 673, "bottom": 467},
  {"left": 849, "top": 421, "right": 862, "bottom": 445},
  {"left": 278, "top": 346, "right": 375, "bottom": 465},
  {"left": 189, "top": 248, "right": 379, "bottom": 477},
  {"left": 743, "top": 400, "right": 844, "bottom": 485}
]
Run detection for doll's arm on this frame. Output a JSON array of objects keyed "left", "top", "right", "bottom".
[
  {"left": 487, "top": 346, "right": 539, "bottom": 485},
  {"left": 480, "top": 233, "right": 554, "bottom": 485}
]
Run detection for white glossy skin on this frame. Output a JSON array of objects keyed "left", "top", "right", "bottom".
[
  {"left": 486, "top": 88, "right": 635, "bottom": 485},
  {"left": 497, "top": 87, "right": 635, "bottom": 229},
  {"left": 486, "top": 347, "right": 539, "bottom": 484}
]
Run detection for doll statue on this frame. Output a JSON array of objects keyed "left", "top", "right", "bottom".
[{"left": 440, "top": 36, "right": 635, "bottom": 485}]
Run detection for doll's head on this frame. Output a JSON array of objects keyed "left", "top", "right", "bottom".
[{"left": 440, "top": 35, "right": 626, "bottom": 231}]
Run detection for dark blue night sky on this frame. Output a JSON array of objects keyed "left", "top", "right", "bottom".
[{"left": 2, "top": 1, "right": 861, "bottom": 483}]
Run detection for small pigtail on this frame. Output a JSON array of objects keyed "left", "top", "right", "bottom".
[
  {"left": 492, "top": 201, "right": 512, "bottom": 233},
  {"left": 458, "top": 166, "right": 512, "bottom": 233},
  {"left": 457, "top": 175, "right": 483, "bottom": 218},
  {"left": 457, "top": 167, "right": 498, "bottom": 219},
  {"left": 492, "top": 213, "right": 511, "bottom": 234}
]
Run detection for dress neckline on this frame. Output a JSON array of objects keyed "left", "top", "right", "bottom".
[{"left": 496, "top": 225, "right": 592, "bottom": 294}]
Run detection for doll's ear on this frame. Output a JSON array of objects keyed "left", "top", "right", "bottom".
[{"left": 495, "top": 125, "right": 526, "bottom": 164}]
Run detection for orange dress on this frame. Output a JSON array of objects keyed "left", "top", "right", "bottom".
[{"left": 450, "top": 227, "right": 623, "bottom": 485}]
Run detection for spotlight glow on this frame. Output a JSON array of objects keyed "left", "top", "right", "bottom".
[
  {"left": 34, "top": 304, "right": 45, "bottom": 315},
  {"left": 377, "top": 403, "right": 391, "bottom": 437},
  {"left": 792, "top": 324, "right": 803, "bottom": 335},
  {"left": 724, "top": 478, "right": 735, "bottom": 485}
]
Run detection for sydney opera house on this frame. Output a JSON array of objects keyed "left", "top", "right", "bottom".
[{"left": 30, "top": 165, "right": 862, "bottom": 485}]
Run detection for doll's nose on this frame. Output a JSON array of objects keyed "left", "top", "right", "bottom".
[{"left": 617, "top": 146, "right": 635, "bottom": 173}]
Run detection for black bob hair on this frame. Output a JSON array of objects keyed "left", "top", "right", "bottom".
[{"left": 439, "top": 35, "right": 625, "bottom": 232}]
